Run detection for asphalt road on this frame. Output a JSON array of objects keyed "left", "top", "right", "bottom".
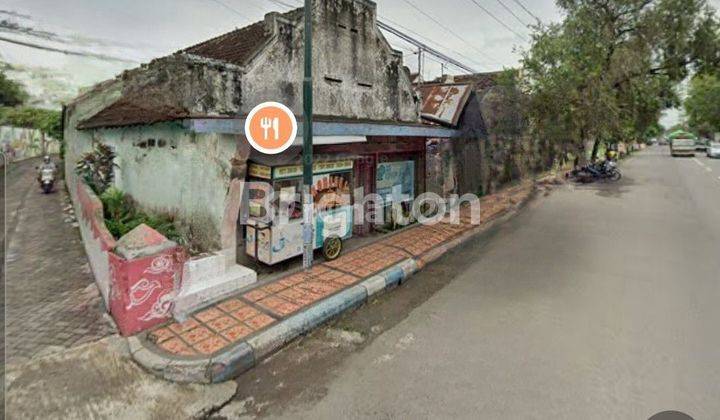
[{"left": 239, "top": 146, "right": 719, "bottom": 420}]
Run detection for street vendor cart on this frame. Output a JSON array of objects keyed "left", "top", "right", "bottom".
[{"left": 246, "top": 156, "right": 354, "bottom": 265}]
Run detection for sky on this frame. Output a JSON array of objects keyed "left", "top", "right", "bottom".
[{"left": 1, "top": 0, "right": 718, "bottom": 124}]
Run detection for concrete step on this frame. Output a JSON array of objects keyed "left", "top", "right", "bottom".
[{"left": 173, "top": 264, "right": 257, "bottom": 321}]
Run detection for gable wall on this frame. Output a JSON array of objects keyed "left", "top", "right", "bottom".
[{"left": 242, "top": 0, "right": 419, "bottom": 122}]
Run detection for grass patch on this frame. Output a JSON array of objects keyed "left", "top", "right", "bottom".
[{"left": 100, "top": 187, "right": 181, "bottom": 243}]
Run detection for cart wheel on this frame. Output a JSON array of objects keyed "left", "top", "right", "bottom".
[{"left": 322, "top": 236, "right": 343, "bottom": 260}]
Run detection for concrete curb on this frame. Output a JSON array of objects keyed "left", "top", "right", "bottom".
[{"left": 130, "top": 186, "right": 536, "bottom": 383}]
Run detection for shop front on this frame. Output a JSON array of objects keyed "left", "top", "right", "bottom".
[
  {"left": 315, "top": 136, "right": 426, "bottom": 236},
  {"left": 243, "top": 136, "right": 426, "bottom": 265}
]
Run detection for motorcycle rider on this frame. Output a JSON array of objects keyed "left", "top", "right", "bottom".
[
  {"left": 37, "top": 155, "right": 58, "bottom": 182},
  {"left": 603, "top": 146, "right": 618, "bottom": 172}
]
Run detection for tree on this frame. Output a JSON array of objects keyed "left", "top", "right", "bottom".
[
  {"left": 0, "top": 70, "right": 28, "bottom": 107},
  {"left": 684, "top": 74, "right": 720, "bottom": 136},
  {"left": 0, "top": 106, "right": 62, "bottom": 140},
  {"left": 520, "top": 0, "right": 720, "bottom": 162}
]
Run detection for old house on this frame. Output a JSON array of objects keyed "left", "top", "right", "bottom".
[{"left": 65, "top": 0, "right": 457, "bottom": 328}]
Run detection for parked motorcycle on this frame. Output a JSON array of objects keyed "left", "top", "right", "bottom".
[
  {"left": 39, "top": 167, "right": 55, "bottom": 193},
  {"left": 568, "top": 160, "right": 622, "bottom": 182}
]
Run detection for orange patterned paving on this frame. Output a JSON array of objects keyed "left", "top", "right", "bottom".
[
  {"left": 244, "top": 266, "right": 361, "bottom": 318},
  {"left": 146, "top": 185, "right": 532, "bottom": 358},
  {"left": 386, "top": 223, "right": 467, "bottom": 256},
  {"left": 325, "top": 243, "right": 411, "bottom": 277},
  {"left": 148, "top": 298, "right": 278, "bottom": 357}
]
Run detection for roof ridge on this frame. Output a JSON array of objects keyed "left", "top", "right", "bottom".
[
  {"left": 179, "top": 7, "right": 303, "bottom": 57},
  {"left": 179, "top": 20, "right": 267, "bottom": 55},
  {"left": 177, "top": 7, "right": 303, "bottom": 67}
]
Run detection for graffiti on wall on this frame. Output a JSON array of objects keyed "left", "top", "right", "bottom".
[{"left": 108, "top": 248, "right": 186, "bottom": 336}]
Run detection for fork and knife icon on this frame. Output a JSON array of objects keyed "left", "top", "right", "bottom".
[{"left": 260, "top": 117, "right": 280, "bottom": 142}]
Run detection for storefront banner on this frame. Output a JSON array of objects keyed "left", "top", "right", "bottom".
[{"left": 274, "top": 160, "right": 354, "bottom": 179}]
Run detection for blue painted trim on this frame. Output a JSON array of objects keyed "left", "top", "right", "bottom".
[
  {"left": 184, "top": 118, "right": 460, "bottom": 138},
  {"left": 381, "top": 265, "right": 405, "bottom": 287}
]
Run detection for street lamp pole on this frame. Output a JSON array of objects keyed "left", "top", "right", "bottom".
[{"left": 301, "top": 0, "right": 314, "bottom": 270}]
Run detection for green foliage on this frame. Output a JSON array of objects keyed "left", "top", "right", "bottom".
[
  {"left": 685, "top": 74, "right": 720, "bottom": 135},
  {"left": 0, "top": 106, "right": 62, "bottom": 140},
  {"left": 75, "top": 143, "right": 116, "bottom": 194},
  {"left": 488, "top": 69, "right": 528, "bottom": 137},
  {"left": 639, "top": 121, "right": 664, "bottom": 143},
  {"left": 100, "top": 187, "right": 180, "bottom": 242},
  {"left": 520, "top": 0, "right": 720, "bottom": 161},
  {"left": 0, "top": 70, "right": 28, "bottom": 107}
]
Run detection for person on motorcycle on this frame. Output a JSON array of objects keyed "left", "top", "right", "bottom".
[{"left": 37, "top": 155, "right": 58, "bottom": 181}]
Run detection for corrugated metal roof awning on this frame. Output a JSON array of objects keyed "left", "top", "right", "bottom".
[{"left": 417, "top": 84, "right": 472, "bottom": 127}]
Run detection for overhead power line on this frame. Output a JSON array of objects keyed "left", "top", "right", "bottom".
[
  {"left": 495, "top": 0, "right": 531, "bottom": 27},
  {"left": 377, "top": 21, "right": 477, "bottom": 74},
  {"left": 267, "top": 0, "right": 298, "bottom": 9},
  {"left": 467, "top": 0, "right": 528, "bottom": 42},
  {"left": 379, "top": 15, "right": 498, "bottom": 69},
  {"left": 510, "top": 0, "right": 542, "bottom": 24},
  {"left": 400, "top": 0, "right": 495, "bottom": 62},
  {"left": 0, "top": 36, "right": 138, "bottom": 63},
  {"left": 208, "top": 0, "right": 253, "bottom": 22}
]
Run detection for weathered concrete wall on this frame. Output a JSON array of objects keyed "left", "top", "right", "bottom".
[
  {"left": 64, "top": 121, "right": 239, "bottom": 252},
  {"left": 66, "top": 79, "right": 124, "bottom": 126},
  {"left": 73, "top": 182, "right": 117, "bottom": 306},
  {"left": 66, "top": 118, "right": 257, "bottom": 321},
  {"left": 117, "top": 54, "right": 243, "bottom": 118},
  {"left": 242, "top": 0, "right": 419, "bottom": 122},
  {"left": 478, "top": 86, "right": 560, "bottom": 193},
  {"left": 427, "top": 86, "right": 558, "bottom": 197},
  {"left": 72, "top": 54, "right": 243, "bottom": 128}
]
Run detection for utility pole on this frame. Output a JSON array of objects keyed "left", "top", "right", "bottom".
[
  {"left": 301, "top": 0, "right": 314, "bottom": 270},
  {"left": 417, "top": 47, "right": 423, "bottom": 84}
]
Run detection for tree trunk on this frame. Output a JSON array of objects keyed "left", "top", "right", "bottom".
[
  {"left": 577, "top": 127, "right": 590, "bottom": 166},
  {"left": 591, "top": 138, "right": 602, "bottom": 162}
]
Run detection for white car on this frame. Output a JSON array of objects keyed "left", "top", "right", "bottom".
[{"left": 708, "top": 142, "right": 720, "bottom": 158}]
